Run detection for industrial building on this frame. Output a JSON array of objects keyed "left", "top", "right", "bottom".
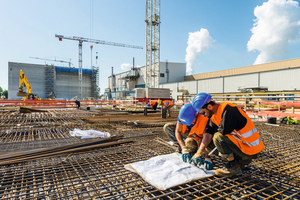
[
  {"left": 8, "top": 62, "right": 99, "bottom": 100},
  {"left": 107, "top": 58, "right": 300, "bottom": 100},
  {"left": 106, "top": 61, "right": 186, "bottom": 99}
]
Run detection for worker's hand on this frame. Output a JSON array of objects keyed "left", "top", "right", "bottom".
[
  {"left": 203, "top": 158, "right": 214, "bottom": 170},
  {"left": 190, "top": 150, "right": 203, "bottom": 166},
  {"left": 181, "top": 146, "right": 192, "bottom": 163}
]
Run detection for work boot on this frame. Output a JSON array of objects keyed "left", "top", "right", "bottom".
[
  {"left": 215, "top": 160, "right": 242, "bottom": 177},
  {"left": 238, "top": 159, "right": 252, "bottom": 169}
]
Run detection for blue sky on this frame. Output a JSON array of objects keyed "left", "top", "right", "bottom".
[{"left": 1, "top": 0, "right": 300, "bottom": 94}]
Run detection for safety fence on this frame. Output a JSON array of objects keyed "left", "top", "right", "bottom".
[
  {"left": 213, "top": 95, "right": 300, "bottom": 120},
  {"left": 0, "top": 100, "right": 115, "bottom": 109}
]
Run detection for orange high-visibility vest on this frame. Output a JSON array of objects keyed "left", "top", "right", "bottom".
[
  {"left": 181, "top": 114, "right": 209, "bottom": 144},
  {"left": 211, "top": 102, "right": 264, "bottom": 155},
  {"left": 150, "top": 101, "right": 157, "bottom": 106},
  {"left": 163, "top": 100, "right": 174, "bottom": 108}
]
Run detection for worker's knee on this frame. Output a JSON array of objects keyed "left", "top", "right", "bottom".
[
  {"left": 185, "top": 138, "right": 198, "bottom": 153},
  {"left": 213, "top": 132, "right": 229, "bottom": 146}
]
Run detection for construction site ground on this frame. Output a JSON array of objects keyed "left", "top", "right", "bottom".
[{"left": 0, "top": 107, "right": 299, "bottom": 199}]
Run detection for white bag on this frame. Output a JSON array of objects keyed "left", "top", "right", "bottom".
[{"left": 125, "top": 153, "right": 215, "bottom": 190}]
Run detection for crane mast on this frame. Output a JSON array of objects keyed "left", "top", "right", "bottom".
[
  {"left": 145, "top": 0, "right": 160, "bottom": 88},
  {"left": 55, "top": 34, "right": 143, "bottom": 99}
]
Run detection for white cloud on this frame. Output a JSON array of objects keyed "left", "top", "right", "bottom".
[
  {"left": 121, "top": 63, "right": 132, "bottom": 71},
  {"left": 247, "top": 0, "right": 300, "bottom": 65},
  {"left": 185, "top": 28, "right": 214, "bottom": 75}
]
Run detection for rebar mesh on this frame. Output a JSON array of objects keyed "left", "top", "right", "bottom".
[{"left": 0, "top": 111, "right": 299, "bottom": 199}]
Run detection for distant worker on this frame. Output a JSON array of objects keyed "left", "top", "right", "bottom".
[
  {"left": 163, "top": 103, "right": 217, "bottom": 170},
  {"left": 149, "top": 100, "right": 161, "bottom": 111},
  {"left": 75, "top": 100, "right": 80, "bottom": 109},
  {"left": 192, "top": 92, "right": 265, "bottom": 177},
  {"left": 161, "top": 99, "right": 174, "bottom": 117},
  {"left": 112, "top": 99, "right": 117, "bottom": 108}
]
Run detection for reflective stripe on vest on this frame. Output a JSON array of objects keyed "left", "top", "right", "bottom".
[
  {"left": 211, "top": 102, "right": 264, "bottom": 155},
  {"left": 230, "top": 132, "right": 261, "bottom": 147}
]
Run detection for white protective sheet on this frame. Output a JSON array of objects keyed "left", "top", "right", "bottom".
[
  {"left": 124, "top": 153, "right": 215, "bottom": 190},
  {"left": 69, "top": 128, "right": 110, "bottom": 139}
]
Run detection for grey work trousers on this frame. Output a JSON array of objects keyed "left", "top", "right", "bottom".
[{"left": 213, "top": 132, "right": 258, "bottom": 160}]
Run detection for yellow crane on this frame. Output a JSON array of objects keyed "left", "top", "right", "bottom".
[{"left": 16, "top": 70, "right": 40, "bottom": 100}]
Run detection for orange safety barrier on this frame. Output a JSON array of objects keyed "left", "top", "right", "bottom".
[
  {"left": 0, "top": 99, "right": 116, "bottom": 109},
  {"left": 254, "top": 101, "right": 300, "bottom": 107},
  {"left": 247, "top": 111, "right": 300, "bottom": 120}
]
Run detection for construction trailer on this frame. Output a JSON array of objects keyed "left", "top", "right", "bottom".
[{"left": 8, "top": 62, "right": 99, "bottom": 100}]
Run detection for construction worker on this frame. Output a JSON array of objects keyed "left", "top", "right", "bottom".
[
  {"left": 163, "top": 103, "right": 217, "bottom": 170},
  {"left": 149, "top": 100, "right": 160, "bottom": 110},
  {"left": 75, "top": 100, "right": 80, "bottom": 109},
  {"left": 161, "top": 99, "right": 174, "bottom": 117},
  {"left": 192, "top": 92, "right": 265, "bottom": 177},
  {"left": 112, "top": 99, "right": 117, "bottom": 108}
]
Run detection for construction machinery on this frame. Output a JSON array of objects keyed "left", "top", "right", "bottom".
[
  {"left": 30, "top": 57, "right": 73, "bottom": 67},
  {"left": 17, "top": 70, "right": 40, "bottom": 100}
]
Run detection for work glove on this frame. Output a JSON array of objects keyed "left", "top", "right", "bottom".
[
  {"left": 190, "top": 150, "right": 203, "bottom": 166},
  {"left": 181, "top": 146, "right": 192, "bottom": 163},
  {"left": 203, "top": 158, "right": 214, "bottom": 170}
]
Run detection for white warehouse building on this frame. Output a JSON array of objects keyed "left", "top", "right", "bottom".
[{"left": 107, "top": 58, "right": 300, "bottom": 100}]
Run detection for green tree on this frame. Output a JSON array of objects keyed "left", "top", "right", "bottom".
[
  {"left": 2, "top": 90, "right": 8, "bottom": 99},
  {"left": 0, "top": 86, "right": 3, "bottom": 93}
]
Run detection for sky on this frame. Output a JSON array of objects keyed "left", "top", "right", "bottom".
[{"left": 1, "top": 0, "right": 300, "bottom": 95}]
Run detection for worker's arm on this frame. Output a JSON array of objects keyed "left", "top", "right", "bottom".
[
  {"left": 175, "top": 122, "right": 192, "bottom": 163},
  {"left": 197, "top": 132, "right": 213, "bottom": 153}
]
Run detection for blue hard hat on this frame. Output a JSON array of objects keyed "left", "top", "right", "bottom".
[
  {"left": 179, "top": 103, "right": 197, "bottom": 126},
  {"left": 192, "top": 93, "right": 212, "bottom": 112}
]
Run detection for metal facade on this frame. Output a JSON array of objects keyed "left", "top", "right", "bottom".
[
  {"left": 224, "top": 73, "right": 258, "bottom": 93},
  {"left": 8, "top": 62, "right": 46, "bottom": 99},
  {"left": 260, "top": 68, "right": 300, "bottom": 91},
  {"left": 8, "top": 62, "right": 94, "bottom": 100}
]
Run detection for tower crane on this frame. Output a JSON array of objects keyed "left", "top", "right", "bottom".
[
  {"left": 55, "top": 34, "right": 143, "bottom": 99},
  {"left": 29, "top": 57, "right": 73, "bottom": 67}
]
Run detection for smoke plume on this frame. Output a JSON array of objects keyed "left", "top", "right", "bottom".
[
  {"left": 185, "top": 28, "right": 214, "bottom": 75},
  {"left": 247, "top": 0, "right": 300, "bottom": 65}
]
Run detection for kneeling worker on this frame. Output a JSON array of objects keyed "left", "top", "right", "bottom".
[
  {"left": 192, "top": 92, "right": 265, "bottom": 177},
  {"left": 163, "top": 103, "right": 217, "bottom": 170}
]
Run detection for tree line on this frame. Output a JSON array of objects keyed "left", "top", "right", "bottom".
[{"left": 0, "top": 87, "right": 8, "bottom": 99}]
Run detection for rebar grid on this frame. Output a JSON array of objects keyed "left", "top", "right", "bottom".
[
  {"left": 0, "top": 114, "right": 299, "bottom": 199},
  {"left": 0, "top": 142, "right": 299, "bottom": 200}
]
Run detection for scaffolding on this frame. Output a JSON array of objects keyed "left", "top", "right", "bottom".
[
  {"left": 91, "top": 66, "right": 99, "bottom": 99},
  {"left": 44, "top": 65, "right": 55, "bottom": 98}
]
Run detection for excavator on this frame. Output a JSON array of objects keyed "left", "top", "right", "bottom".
[{"left": 17, "top": 70, "right": 40, "bottom": 100}]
